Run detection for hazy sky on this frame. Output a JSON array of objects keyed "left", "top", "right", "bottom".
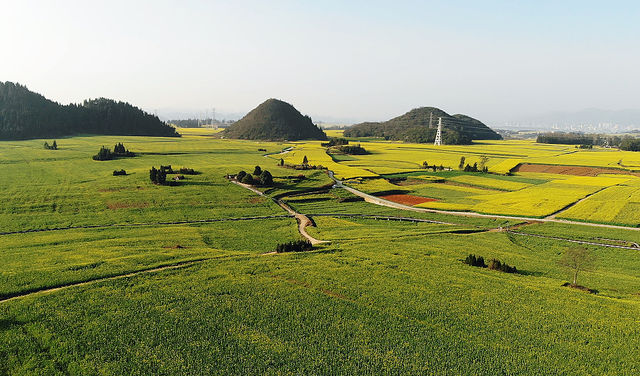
[{"left": 1, "top": 0, "right": 639, "bottom": 124}]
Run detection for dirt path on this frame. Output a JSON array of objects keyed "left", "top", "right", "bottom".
[
  {"left": 0, "top": 259, "right": 208, "bottom": 304},
  {"left": 231, "top": 181, "right": 328, "bottom": 245},
  {"left": 328, "top": 171, "right": 640, "bottom": 232}
]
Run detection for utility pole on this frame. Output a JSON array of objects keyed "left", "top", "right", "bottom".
[{"left": 434, "top": 117, "right": 442, "bottom": 146}]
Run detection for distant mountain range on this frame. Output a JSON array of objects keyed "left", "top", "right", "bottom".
[
  {"left": 0, "top": 82, "right": 179, "bottom": 140},
  {"left": 344, "top": 107, "right": 501, "bottom": 144}
]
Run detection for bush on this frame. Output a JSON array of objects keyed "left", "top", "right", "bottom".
[
  {"left": 275, "top": 240, "right": 313, "bottom": 253},
  {"left": 113, "top": 169, "right": 126, "bottom": 176},
  {"left": 44, "top": 140, "right": 58, "bottom": 150}
]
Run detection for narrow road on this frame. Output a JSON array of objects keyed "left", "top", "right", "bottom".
[{"left": 328, "top": 171, "right": 640, "bottom": 232}]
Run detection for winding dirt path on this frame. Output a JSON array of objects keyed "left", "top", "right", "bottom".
[{"left": 231, "top": 181, "right": 328, "bottom": 245}]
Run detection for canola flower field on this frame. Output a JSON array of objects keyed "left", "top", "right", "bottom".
[
  {"left": 275, "top": 132, "right": 640, "bottom": 225},
  {"left": 2, "top": 130, "right": 640, "bottom": 374}
]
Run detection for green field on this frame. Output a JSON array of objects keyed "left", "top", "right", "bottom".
[{"left": 2, "top": 133, "right": 640, "bottom": 375}]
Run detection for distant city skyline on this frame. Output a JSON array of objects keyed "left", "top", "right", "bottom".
[{"left": 2, "top": 1, "right": 640, "bottom": 126}]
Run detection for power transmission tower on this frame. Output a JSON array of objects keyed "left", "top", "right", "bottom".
[
  {"left": 429, "top": 112, "right": 433, "bottom": 129},
  {"left": 434, "top": 117, "right": 442, "bottom": 146}
]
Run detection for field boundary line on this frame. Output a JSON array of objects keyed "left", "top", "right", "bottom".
[
  {"left": 0, "top": 258, "right": 213, "bottom": 304},
  {"left": 0, "top": 215, "right": 295, "bottom": 237},
  {"left": 507, "top": 231, "right": 640, "bottom": 250}
]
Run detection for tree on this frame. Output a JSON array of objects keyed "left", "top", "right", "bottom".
[
  {"left": 52, "top": 140, "right": 57, "bottom": 149},
  {"left": 241, "top": 173, "right": 254, "bottom": 185},
  {"left": 149, "top": 167, "right": 158, "bottom": 183},
  {"left": 237, "top": 170, "right": 247, "bottom": 181},
  {"left": 479, "top": 155, "right": 489, "bottom": 171},
  {"left": 279, "top": 158, "right": 284, "bottom": 166},
  {"left": 422, "top": 161, "right": 429, "bottom": 169},
  {"left": 253, "top": 165, "right": 262, "bottom": 176},
  {"left": 458, "top": 156, "right": 466, "bottom": 170},
  {"left": 259, "top": 170, "right": 273, "bottom": 186},
  {"left": 302, "top": 155, "right": 308, "bottom": 165},
  {"left": 558, "top": 247, "right": 596, "bottom": 286},
  {"left": 43, "top": 141, "right": 50, "bottom": 149}
]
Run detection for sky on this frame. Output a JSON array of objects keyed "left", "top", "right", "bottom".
[{"left": 1, "top": 0, "right": 639, "bottom": 124}]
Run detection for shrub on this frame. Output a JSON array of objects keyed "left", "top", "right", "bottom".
[
  {"left": 44, "top": 140, "right": 58, "bottom": 150},
  {"left": 113, "top": 169, "right": 126, "bottom": 176},
  {"left": 160, "top": 165, "right": 174, "bottom": 173},
  {"left": 275, "top": 240, "right": 313, "bottom": 253}
]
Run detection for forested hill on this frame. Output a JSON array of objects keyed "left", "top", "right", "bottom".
[
  {"left": 0, "top": 82, "right": 179, "bottom": 140},
  {"left": 222, "top": 98, "right": 327, "bottom": 141},
  {"left": 343, "top": 107, "right": 501, "bottom": 144}
]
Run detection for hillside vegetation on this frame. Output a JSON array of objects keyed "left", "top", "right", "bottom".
[
  {"left": 222, "top": 98, "right": 327, "bottom": 141},
  {"left": 344, "top": 106, "right": 501, "bottom": 144},
  {"left": 0, "top": 81, "right": 179, "bottom": 140}
]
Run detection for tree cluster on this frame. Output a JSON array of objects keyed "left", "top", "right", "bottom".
[
  {"left": 43, "top": 140, "right": 57, "bottom": 150},
  {"left": 149, "top": 166, "right": 168, "bottom": 185},
  {"left": 92, "top": 143, "right": 135, "bottom": 161},
  {"left": 619, "top": 137, "right": 640, "bottom": 152},
  {"left": 275, "top": 240, "right": 313, "bottom": 253},
  {"left": 0, "top": 81, "right": 180, "bottom": 140},
  {"left": 321, "top": 137, "right": 349, "bottom": 147},
  {"left": 464, "top": 254, "right": 517, "bottom": 273},
  {"left": 536, "top": 132, "right": 627, "bottom": 148},
  {"left": 422, "top": 161, "right": 446, "bottom": 171},
  {"left": 236, "top": 165, "right": 273, "bottom": 186},
  {"left": 337, "top": 144, "right": 368, "bottom": 155},
  {"left": 112, "top": 169, "right": 127, "bottom": 176}
]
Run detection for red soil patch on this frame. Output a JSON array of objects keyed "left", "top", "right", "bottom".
[
  {"left": 379, "top": 194, "right": 438, "bottom": 206},
  {"left": 514, "top": 163, "right": 640, "bottom": 177}
]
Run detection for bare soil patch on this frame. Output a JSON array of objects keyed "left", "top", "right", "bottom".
[
  {"left": 514, "top": 163, "right": 640, "bottom": 177},
  {"left": 379, "top": 194, "right": 438, "bottom": 206}
]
